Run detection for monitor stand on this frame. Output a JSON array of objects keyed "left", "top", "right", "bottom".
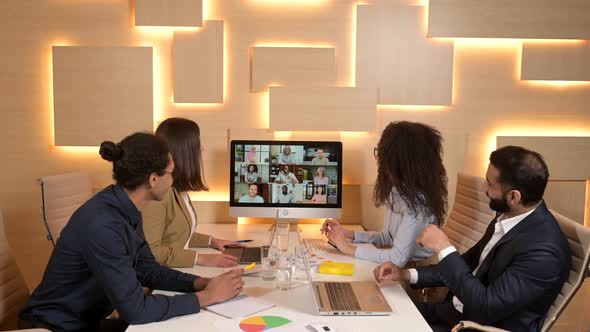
[{"left": 267, "top": 212, "right": 300, "bottom": 249}]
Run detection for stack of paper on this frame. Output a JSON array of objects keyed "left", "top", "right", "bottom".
[{"left": 205, "top": 295, "right": 275, "bottom": 319}]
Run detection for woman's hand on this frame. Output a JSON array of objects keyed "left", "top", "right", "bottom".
[
  {"left": 327, "top": 226, "right": 356, "bottom": 256},
  {"left": 321, "top": 219, "right": 354, "bottom": 239},
  {"left": 210, "top": 237, "right": 244, "bottom": 252}
]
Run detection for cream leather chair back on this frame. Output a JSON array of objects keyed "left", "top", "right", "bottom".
[
  {"left": 542, "top": 210, "right": 590, "bottom": 332},
  {"left": 39, "top": 172, "right": 92, "bottom": 245},
  {"left": 0, "top": 209, "right": 30, "bottom": 330},
  {"left": 443, "top": 173, "right": 496, "bottom": 254}
]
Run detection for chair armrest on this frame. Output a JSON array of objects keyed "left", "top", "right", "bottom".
[{"left": 452, "top": 321, "right": 510, "bottom": 332}]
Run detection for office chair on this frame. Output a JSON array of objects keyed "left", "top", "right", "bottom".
[
  {"left": 39, "top": 172, "right": 92, "bottom": 246},
  {"left": 0, "top": 208, "right": 37, "bottom": 331}
]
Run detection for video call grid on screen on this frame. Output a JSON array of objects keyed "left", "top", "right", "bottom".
[{"left": 229, "top": 140, "right": 342, "bottom": 208}]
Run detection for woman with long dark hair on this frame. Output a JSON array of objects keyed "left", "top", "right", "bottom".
[
  {"left": 322, "top": 121, "right": 447, "bottom": 270},
  {"left": 142, "top": 118, "right": 243, "bottom": 268}
]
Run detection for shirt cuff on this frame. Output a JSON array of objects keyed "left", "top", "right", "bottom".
[
  {"left": 194, "top": 252, "right": 199, "bottom": 266},
  {"left": 437, "top": 246, "right": 457, "bottom": 262},
  {"left": 408, "top": 268, "right": 418, "bottom": 284}
]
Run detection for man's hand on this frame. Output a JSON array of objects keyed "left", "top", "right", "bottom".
[
  {"left": 416, "top": 225, "right": 452, "bottom": 255},
  {"left": 194, "top": 277, "right": 210, "bottom": 291},
  {"left": 196, "top": 253, "right": 239, "bottom": 267},
  {"left": 196, "top": 269, "right": 244, "bottom": 307},
  {"left": 373, "top": 262, "right": 409, "bottom": 283},
  {"left": 210, "top": 237, "right": 244, "bottom": 252}
]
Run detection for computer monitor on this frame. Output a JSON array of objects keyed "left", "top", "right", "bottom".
[{"left": 229, "top": 140, "right": 342, "bottom": 219}]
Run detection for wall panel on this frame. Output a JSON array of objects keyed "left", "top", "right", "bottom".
[
  {"left": 522, "top": 41, "right": 590, "bottom": 81},
  {"left": 251, "top": 47, "right": 336, "bottom": 92},
  {"left": 173, "top": 21, "right": 224, "bottom": 103},
  {"left": 428, "top": 0, "right": 590, "bottom": 39},
  {"left": 356, "top": 5, "right": 453, "bottom": 105},
  {"left": 135, "top": 0, "right": 202, "bottom": 27},
  {"left": 544, "top": 181, "right": 586, "bottom": 224},
  {"left": 496, "top": 136, "right": 590, "bottom": 180},
  {"left": 52, "top": 46, "right": 153, "bottom": 146},
  {"left": 269, "top": 87, "right": 377, "bottom": 131}
]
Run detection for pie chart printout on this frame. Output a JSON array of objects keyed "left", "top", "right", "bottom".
[{"left": 239, "top": 316, "right": 292, "bottom": 332}]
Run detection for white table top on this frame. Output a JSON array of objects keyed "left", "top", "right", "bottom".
[{"left": 127, "top": 224, "right": 431, "bottom": 332}]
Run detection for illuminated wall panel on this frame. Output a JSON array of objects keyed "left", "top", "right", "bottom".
[
  {"left": 229, "top": 128, "right": 275, "bottom": 141},
  {"left": 250, "top": 47, "right": 336, "bottom": 92},
  {"left": 52, "top": 46, "right": 153, "bottom": 146},
  {"left": 522, "top": 41, "right": 590, "bottom": 81},
  {"left": 269, "top": 87, "right": 376, "bottom": 131},
  {"left": 545, "top": 181, "right": 586, "bottom": 224},
  {"left": 173, "top": 20, "right": 224, "bottom": 103},
  {"left": 496, "top": 136, "right": 590, "bottom": 180},
  {"left": 428, "top": 0, "right": 590, "bottom": 39},
  {"left": 192, "top": 201, "right": 235, "bottom": 223},
  {"left": 356, "top": 5, "right": 453, "bottom": 105},
  {"left": 135, "top": 0, "right": 202, "bottom": 27}
]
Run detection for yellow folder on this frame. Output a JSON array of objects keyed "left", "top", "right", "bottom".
[{"left": 318, "top": 261, "right": 355, "bottom": 276}]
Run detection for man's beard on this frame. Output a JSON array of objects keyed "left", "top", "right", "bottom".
[{"left": 488, "top": 192, "right": 510, "bottom": 213}]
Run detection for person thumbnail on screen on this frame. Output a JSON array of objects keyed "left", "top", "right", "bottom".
[
  {"left": 311, "top": 185, "right": 327, "bottom": 204},
  {"left": 275, "top": 164, "right": 299, "bottom": 185},
  {"left": 237, "top": 183, "right": 265, "bottom": 203}
]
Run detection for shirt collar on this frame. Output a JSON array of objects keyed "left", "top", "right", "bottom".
[
  {"left": 113, "top": 184, "right": 142, "bottom": 228},
  {"left": 496, "top": 207, "right": 537, "bottom": 235}
]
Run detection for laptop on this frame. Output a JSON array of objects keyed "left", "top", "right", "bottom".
[
  {"left": 225, "top": 246, "right": 268, "bottom": 264},
  {"left": 300, "top": 246, "right": 392, "bottom": 316},
  {"left": 303, "top": 238, "right": 338, "bottom": 252}
]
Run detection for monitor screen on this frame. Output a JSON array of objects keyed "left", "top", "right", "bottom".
[{"left": 229, "top": 140, "right": 342, "bottom": 219}]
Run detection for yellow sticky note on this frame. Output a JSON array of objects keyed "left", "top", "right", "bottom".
[
  {"left": 244, "top": 262, "right": 256, "bottom": 271},
  {"left": 318, "top": 261, "right": 354, "bottom": 276}
]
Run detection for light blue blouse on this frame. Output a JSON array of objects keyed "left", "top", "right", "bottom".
[{"left": 353, "top": 190, "right": 435, "bottom": 267}]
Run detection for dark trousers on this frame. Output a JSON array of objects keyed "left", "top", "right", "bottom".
[
  {"left": 19, "top": 317, "right": 128, "bottom": 332},
  {"left": 416, "top": 300, "right": 463, "bottom": 332}
]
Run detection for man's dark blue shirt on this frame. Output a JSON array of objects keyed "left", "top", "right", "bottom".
[{"left": 21, "top": 185, "right": 201, "bottom": 331}]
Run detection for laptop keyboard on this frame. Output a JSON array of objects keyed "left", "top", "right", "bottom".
[
  {"left": 325, "top": 282, "right": 361, "bottom": 312},
  {"left": 303, "top": 238, "right": 331, "bottom": 251},
  {"left": 240, "top": 247, "right": 262, "bottom": 263}
]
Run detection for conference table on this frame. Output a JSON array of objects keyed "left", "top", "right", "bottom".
[{"left": 127, "top": 224, "right": 432, "bottom": 332}]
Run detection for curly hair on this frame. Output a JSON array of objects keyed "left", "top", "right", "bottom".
[
  {"left": 99, "top": 132, "right": 169, "bottom": 190},
  {"left": 248, "top": 164, "right": 258, "bottom": 173},
  {"left": 373, "top": 121, "right": 448, "bottom": 225},
  {"left": 155, "top": 118, "right": 209, "bottom": 192}
]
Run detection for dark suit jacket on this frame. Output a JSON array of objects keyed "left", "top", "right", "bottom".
[{"left": 414, "top": 202, "right": 571, "bottom": 332}]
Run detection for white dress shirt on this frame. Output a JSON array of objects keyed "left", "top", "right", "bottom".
[
  {"left": 409, "top": 207, "right": 537, "bottom": 313},
  {"left": 181, "top": 192, "right": 199, "bottom": 265}
]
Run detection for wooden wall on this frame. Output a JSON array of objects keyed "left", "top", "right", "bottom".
[{"left": 0, "top": 0, "right": 589, "bottom": 292}]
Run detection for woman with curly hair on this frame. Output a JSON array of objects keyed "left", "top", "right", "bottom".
[{"left": 322, "top": 121, "right": 447, "bottom": 270}]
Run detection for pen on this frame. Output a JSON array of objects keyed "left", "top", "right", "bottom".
[
  {"left": 244, "top": 262, "right": 256, "bottom": 271},
  {"left": 237, "top": 239, "right": 253, "bottom": 243},
  {"left": 327, "top": 241, "right": 338, "bottom": 249}
]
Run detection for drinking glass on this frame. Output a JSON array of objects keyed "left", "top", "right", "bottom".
[
  {"left": 261, "top": 247, "right": 278, "bottom": 281},
  {"left": 276, "top": 253, "right": 292, "bottom": 290}
]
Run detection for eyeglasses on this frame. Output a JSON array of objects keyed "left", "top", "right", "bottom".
[{"left": 373, "top": 146, "right": 378, "bottom": 159}]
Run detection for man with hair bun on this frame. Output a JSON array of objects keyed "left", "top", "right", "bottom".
[{"left": 20, "top": 132, "right": 244, "bottom": 332}]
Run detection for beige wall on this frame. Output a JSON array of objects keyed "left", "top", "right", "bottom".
[{"left": 0, "top": 0, "right": 589, "bottom": 290}]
